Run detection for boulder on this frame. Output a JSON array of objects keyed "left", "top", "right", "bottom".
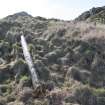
[
  {"left": 57, "top": 57, "right": 69, "bottom": 65},
  {"left": 66, "top": 66, "right": 91, "bottom": 84},
  {"left": 44, "top": 49, "right": 64, "bottom": 63},
  {"left": 44, "top": 51, "right": 58, "bottom": 63}
]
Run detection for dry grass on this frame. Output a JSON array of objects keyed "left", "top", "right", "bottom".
[{"left": 64, "top": 22, "right": 105, "bottom": 40}]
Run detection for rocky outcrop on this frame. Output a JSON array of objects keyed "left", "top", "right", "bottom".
[{"left": 75, "top": 6, "right": 105, "bottom": 23}]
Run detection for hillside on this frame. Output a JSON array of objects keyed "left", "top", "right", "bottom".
[
  {"left": 1, "top": 10, "right": 105, "bottom": 105},
  {"left": 75, "top": 6, "right": 105, "bottom": 24}
]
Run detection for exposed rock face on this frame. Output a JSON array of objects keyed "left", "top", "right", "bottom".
[
  {"left": 75, "top": 6, "right": 105, "bottom": 23},
  {"left": 1, "top": 10, "right": 105, "bottom": 105}
]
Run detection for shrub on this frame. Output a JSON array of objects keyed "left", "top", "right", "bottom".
[{"left": 20, "top": 75, "right": 29, "bottom": 81}]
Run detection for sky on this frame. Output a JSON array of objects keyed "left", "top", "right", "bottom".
[{"left": 0, "top": 0, "right": 105, "bottom": 20}]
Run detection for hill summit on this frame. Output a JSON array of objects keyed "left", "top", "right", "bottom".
[{"left": 75, "top": 6, "right": 105, "bottom": 23}]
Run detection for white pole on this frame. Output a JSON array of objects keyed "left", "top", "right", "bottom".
[{"left": 21, "top": 35, "right": 39, "bottom": 89}]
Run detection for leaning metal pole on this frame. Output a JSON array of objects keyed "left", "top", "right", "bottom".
[{"left": 21, "top": 35, "right": 39, "bottom": 89}]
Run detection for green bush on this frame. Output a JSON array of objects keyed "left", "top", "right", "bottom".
[
  {"left": 92, "top": 88, "right": 105, "bottom": 96},
  {"left": 20, "top": 75, "right": 30, "bottom": 81}
]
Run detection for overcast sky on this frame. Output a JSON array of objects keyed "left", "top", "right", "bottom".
[{"left": 0, "top": 0, "right": 105, "bottom": 20}]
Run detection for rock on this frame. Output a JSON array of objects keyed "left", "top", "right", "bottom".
[
  {"left": 18, "top": 87, "right": 33, "bottom": 102},
  {"left": 50, "top": 64, "right": 60, "bottom": 72},
  {"left": 44, "top": 51, "right": 58, "bottom": 63},
  {"left": 89, "top": 7, "right": 105, "bottom": 15},
  {"left": 75, "top": 6, "right": 105, "bottom": 21},
  {"left": 45, "top": 49, "right": 64, "bottom": 63},
  {"left": 75, "top": 11, "right": 90, "bottom": 21},
  {"left": 66, "top": 66, "right": 91, "bottom": 84},
  {"left": 57, "top": 57, "right": 69, "bottom": 65},
  {"left": 8, "top": 101, "right": 24, "bottom": 105}
]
